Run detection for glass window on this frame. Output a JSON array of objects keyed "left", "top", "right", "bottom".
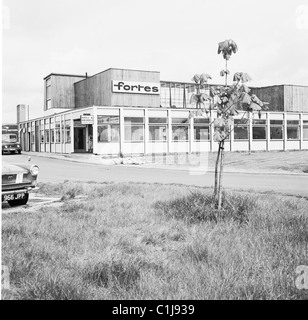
[
  {"left": 97, "top": 115, "right": 120, "bottom": 142},
  {"left": 252, "top": 119, "right": 266, "bottom": 140},
  {"left": 172, "top": 118, "right": 189, "bottom": 124},
  {"left": 234, "top": 126, "right": 248, "bottom": 140},
  {"left": 287, "top": 120, "right": 299, "bottom": 140},
  {"left": 46, "top": 100, "right": 51, "bottom": 110},
  {"left": 46, "top": 78, "right": 51, "bottom": 110},
  {"left": 287, "top": 127, "right": 299, "bottom": 140},
  {"left": 46, "top": 86, "right": 51, "bottom": 100},
  {"left": 270, "top": 120, "right": 283, "bottom": 140},
  {"left": 40, "top": 130, "right": 44, "bottom": 143},
  {"left": 124, "top": 117, "right": 144, "bottom": 142},
  {"left": 65, "top": 124, "right": 71, "bottom": 143},
  {"left": 124, "top": 117, "right": 144, "bottom": 124},
  {"left": 125, "top": 126, "right": 144, "bottom": 142},
  {"left": 287, "top": 120, "right": 299, "bottom": 125},
  {"left": 31, "top": 132, "right": 35, "bottom": 144},
  {"left": 270, "top": 127, "right": 283, "bottom": 139},
  {"left": 55, "top": 123, "right": 61, "bottom": 143},
  {"left": 303, "top": 121, "right": 308, "bottom": 140},
  {"left": 149, "top": 117, "right": 167, "bottom": 124},
  {"left": 98, "top": 125, "right": 120, "bottom": 142},
  {"left": 149, "top": 125, "right": 167, "bottom": 141},
  {"left": 253, "top": 126, "right": 266, "bottom": 139},
  {"left": 172, "top": 126, "right": 188, "bottom": 141},
  {"left": 172, "top": 117, "right": 189, "bottom": 141},
  {"left": 45, "top": 129, "right": 50, "bottom": 143},
  {"left": 194, "top": 118, "right": 210, "bottom": 141},
  {"left": 98, "top": 115, "right": 120, "bottom": 124},
  {"left": 234, "top": 119, "right": 248, "bottom": 140},
  {"left": 149, "top": 117, "right": 168, "bottom": 142},
  {"left": 194, "top": 118, "right": 210, "bottom": 124},
  {"left": 50, "top": 129, "right": 54, "bottom": 143},
  {"left": 194, "top": 126, "right": 210, "bottom": 140},
  {"left": 253, "top": 119, "right": 266, "bottom": 125},
  {"left": 270, "top": 120, "right": 283, "bottom": 125}
]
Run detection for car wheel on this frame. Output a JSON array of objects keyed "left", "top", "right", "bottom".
[
  {"left": 18, "top": 150, "right": 21, "bottom": 154},
  {"left": 7, "top": 193, "right": 29, "bottom": 207}
]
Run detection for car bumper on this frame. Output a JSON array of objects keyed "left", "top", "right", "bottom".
[
  {"left": 2, "top": 187, "right": 39, "bottom": 199},
  {"left": 2, "top": 148, "right": 21, "bottom": 154}
]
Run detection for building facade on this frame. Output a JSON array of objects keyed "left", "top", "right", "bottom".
[{"left": 18, "top": 68, "right": 308, "bottom": 155}]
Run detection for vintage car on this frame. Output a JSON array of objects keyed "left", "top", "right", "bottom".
[
  {"left": 2, "top": 133, "right": 22, "bottom": 155},
  {"left": 2, "top": 161, "right": 39, "bottom": 206}
]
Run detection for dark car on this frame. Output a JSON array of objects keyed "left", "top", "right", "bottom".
[
  {"left": 2, "top": 133, "right": 22, "bottom": 154},
  {"left": 2, "top": 161, "right": 39, "bottom": 206}
]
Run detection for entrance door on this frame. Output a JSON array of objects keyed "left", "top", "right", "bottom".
[{"left": 74, "top": 127, "right": 86, "bottom": 152}]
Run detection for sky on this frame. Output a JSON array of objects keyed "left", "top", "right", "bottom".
[{"left": 2, "top": 0, "right": 308, "bottom": 123}]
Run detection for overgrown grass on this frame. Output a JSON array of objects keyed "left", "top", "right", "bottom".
[
  {"left": 2, "top": 182, "right": 308, "bottom": 300},
  {"left": 154, "top": 191, "right": 257, "bottom": 224}
]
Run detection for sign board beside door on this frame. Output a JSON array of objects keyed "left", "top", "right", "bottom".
[{"left": 80, "top": 115, "right": 94, "bottom": 125}]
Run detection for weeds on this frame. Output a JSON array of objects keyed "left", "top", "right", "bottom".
[
  {"left": 154, "top": 191, "right": 257, "bottom": 225},
  {"left": 17, "top": 272, "right": 89, "bottom": 300},
  {"left": 2, "top": 182, "right": 308, "bottom": 300},
  {"left": 82, "top": 259, "right": 141, "bottom": 289}
]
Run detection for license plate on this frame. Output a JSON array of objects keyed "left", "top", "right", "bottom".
[{"left": 2, "top": 193, "right": 26, "bottom": 202}]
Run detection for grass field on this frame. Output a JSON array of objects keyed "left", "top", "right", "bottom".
[
  {"left": 2, "top": 181, "right": 308, "bottom": 300},
  {"left": 144, "top": 150, "right": 308, "bottom": 173}
]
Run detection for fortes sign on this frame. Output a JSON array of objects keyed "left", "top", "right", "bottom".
[{"left": 112, "top": 80, "right": 160, "bottom": 95}]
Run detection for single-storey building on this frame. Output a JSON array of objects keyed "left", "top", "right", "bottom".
[{"left": 17, "top": 68, "right": 308, "bottom": 155}]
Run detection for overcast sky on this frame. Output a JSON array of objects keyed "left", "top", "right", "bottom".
[{"left": 2, "top": 0, "right": 308, "bottom": 123}]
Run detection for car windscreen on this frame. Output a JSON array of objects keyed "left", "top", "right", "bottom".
[{"left": 2, "top": 134, "right": 18, "bottom": 143}]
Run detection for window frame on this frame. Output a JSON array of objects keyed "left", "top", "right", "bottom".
[
  {"left": 286, "top": 120, "right": 300, "bottom": 140},
  {"left": 97, "top": 115, "right": 120, "bottom": 143},
  {"left": 270, "top": 120, "right": 284, "bottom": 140},
  {"left": 234, "top": 119, "right": 249, "bottom": 140},
  {"left": 252, "top": 119, "right": 267, "bottom": 140}
]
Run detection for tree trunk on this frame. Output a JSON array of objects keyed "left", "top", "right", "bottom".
[
  {"left": 217, "top": 141, "right": 225, "bottom": 210},
  {"left": 213, "top": 142, "right": 221, "bottom": 198}
]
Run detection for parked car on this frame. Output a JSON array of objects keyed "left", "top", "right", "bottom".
[
  {"left": 2, "top": 133, "right": 22, "bottom": 155},
  {"left": 2, "top": 161, "right": 39, "bottom": 206}
]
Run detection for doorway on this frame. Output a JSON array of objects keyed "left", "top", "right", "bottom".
[{"left": 74, "top": 127, "right": 86, "bottom": 152}]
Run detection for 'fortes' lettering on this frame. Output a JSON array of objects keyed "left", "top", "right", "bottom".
[{"left": 112, "top": 81, "right": 160, "bottom": 95}]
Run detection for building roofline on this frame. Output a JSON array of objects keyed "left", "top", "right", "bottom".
[
  {"left": 250, "top": 84, "right": 308, "bottom": 89},
  {"left": 18, "top": 106, "right": 308, "bottom": 125},
  {"left": 43, "top": 73, "right": 88, "bottom": 80},
  {"left": 73, "top": 68, "right": 161, "bottom": 85}
]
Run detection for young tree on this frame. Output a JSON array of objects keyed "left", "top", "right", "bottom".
[{"left": 189, "top": 39, "right": 268, "bottom": 210}]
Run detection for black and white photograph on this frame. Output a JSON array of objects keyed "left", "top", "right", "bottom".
[{"left": 1, "top": 0, "right": 308, "bottom": 306}]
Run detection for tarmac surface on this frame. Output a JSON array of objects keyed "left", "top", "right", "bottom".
[
  {"left": 2, "top": 152, "right": 308, "bottom": 198},
  {"left": 12, "top": 151, "right": 308, "bottom": 176}
]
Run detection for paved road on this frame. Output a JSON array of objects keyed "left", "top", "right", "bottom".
[{"left": 2, "top": 154, "right": 308, "bottom": 197}]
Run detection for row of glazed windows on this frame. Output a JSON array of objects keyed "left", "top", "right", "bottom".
[
  {"left": 160, "top": 83, "right": 209, "bottom": 108},
  {"left": 97, "top": 117, "right": 308, "bottom": 142},
  {"left": 39, "top": 126, "right": 71, "bottom": 143},
  {"left": 29, "top": 120, "right": 71, "bottom": 144}
]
